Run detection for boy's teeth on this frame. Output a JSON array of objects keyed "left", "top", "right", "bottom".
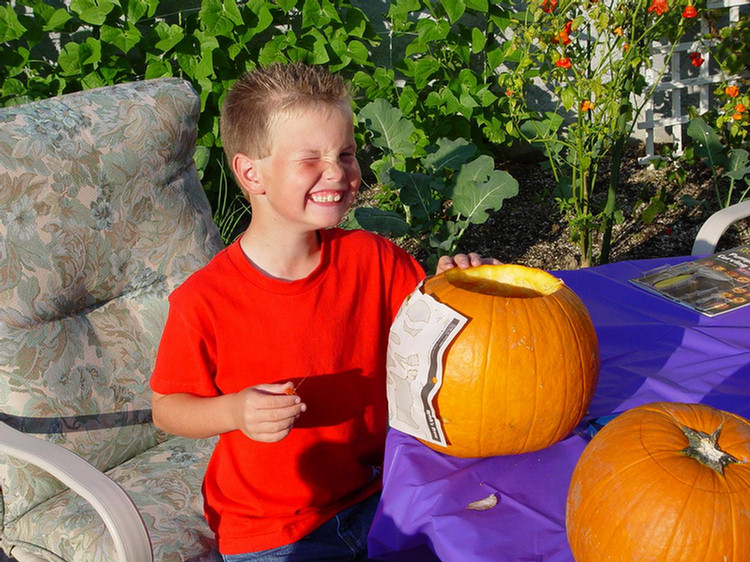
[{"left": 311, "top": 193, "right": 342, "bottom": 202}]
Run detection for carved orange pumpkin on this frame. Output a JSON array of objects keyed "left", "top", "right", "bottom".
[
  {"left": 566, "top": 402, "right": 750, "bottom": 562},
  {"left": 419, "top": 264, "right": 599, "bottom": 457}
]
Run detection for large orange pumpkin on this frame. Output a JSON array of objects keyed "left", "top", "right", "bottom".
[
  {"left": 414, "top": 264, "right": 599, "bottom": 457},
  {"left": 566, "top": 402, "right": 750, "bottom": 562}
]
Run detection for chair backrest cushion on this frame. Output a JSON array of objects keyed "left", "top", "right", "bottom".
[{"left": 0, "top": 78, "right": 223, "bottom": 523}]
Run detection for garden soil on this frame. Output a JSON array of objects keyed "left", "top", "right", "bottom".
[{"left": 391, "top": 143, "right": 750, "bottom": 271}]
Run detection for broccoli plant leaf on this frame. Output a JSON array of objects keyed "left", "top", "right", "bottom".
[
  {"left": 725, "top": 148, "right": 749, "bottom": 181},
  {"left": 390, "top": 169, "right": 442, "bottom": 219},
  {"left": 422, "top": 137, "right": 477, "bottom": 173},
  {"left": 359, "top": 99, "right": 415, "bottom": 158},
  {"left": 452, "top": 155, "right": 519, "bottom": 224},
  {"left": 353, "top": 207, "right": 410, "bottom": 237},
  {"left": 687, "top": 117, "right": 727, "bottom": 170}
]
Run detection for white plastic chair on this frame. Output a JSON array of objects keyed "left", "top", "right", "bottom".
[
  {"left": 691, "top": 200, "right": 750, "bottom": 255},
  {"left": 0, "top": 423, "right": 152, "bottom": 562}
]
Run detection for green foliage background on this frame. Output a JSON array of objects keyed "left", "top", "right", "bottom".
[
  {"left": 0, "top": 0, "right": 523, "bottom": 260},
  {"left": 0, "top": 0, "right": 382, "bottom": 196},
  {"left": 1, "top": 0, "right": 747, "bottom": 264},
  {"left": 1, "top": 1, "right": 517, "bottom": 192}
]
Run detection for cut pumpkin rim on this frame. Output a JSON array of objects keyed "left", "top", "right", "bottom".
[{"left": 442, "top": 264, "right": 564, "bottom": 298}]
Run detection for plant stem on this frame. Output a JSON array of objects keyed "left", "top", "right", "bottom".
[
  {"left": 600, "top": 133, "right": 626, "bottom": 264},
  {"left": 680, "top": 424, "right": 740, "bottom": 475}
]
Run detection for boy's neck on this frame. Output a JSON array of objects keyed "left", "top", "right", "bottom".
[{"left": 239, "top": 223, "right": 323, "bottom": 281}]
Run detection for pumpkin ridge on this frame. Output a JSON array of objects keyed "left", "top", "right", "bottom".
[
  {"left": 725, "top": 474, "right": 740, "bottom": 561},
  {"left": 478, "top": 295, "right": 494, "bottom": 457},
  {"left": 440, "top": 282, "right": 463, "bottom": 447},
  {"left": 499, "top": 295, "right": 511, "bottom": 455},
  {"left": 733, "top": 487, "right": 745, "bottom": 562},
  {"left": 709, "top": 488, "right": 728, "bottom": 561},
  {"left": 518, "top": 299, "right": 539, "bottom": 453},
  {"left": 539, "top": 294, "right": 566, "bottom": 445},
  {"left": 571, "top": 453, "right": 657, "bottom": 559},
  {"left": 567, "top": 414, "right": 645, "bottom": 540},
  {"left": 550, "top": 291, "right": 580, "bottom": 441},
  {"left": 596, "top": 466, "right": 666, "bottom": 560},
  {"left": 708, "top": 483, "right": 733, "bottom": 562},
  {"left": 660, "top": 458, "right": 706, "bottom": 559}
]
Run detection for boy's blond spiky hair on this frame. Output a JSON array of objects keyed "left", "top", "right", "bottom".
[{"left": 220, "top": 62, "right": 352, "bottom": 163}]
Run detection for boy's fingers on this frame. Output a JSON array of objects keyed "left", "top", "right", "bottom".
[
  {"left": 250, "top": 406, "right": 306, "bottom": 439},
  {"left": 254, "top": 382, "right": 296, "bottom": 395},
  {"left": 249, "top": 385, "right": 305, "bottom": 408},
  {"left": 247, "top": 429, "right": 293, "bottom": 443},
  {"left": 453, "top": 254, "right": 471, "bottom": 268},
  {"left": 265, "top": 402, "right": 307, "bottom": 421},
  {"left": 254, "top": 418, "right": 296, "bottom": 433},
  {"left": 242, "top": 408, "right": 304, "bottom": 441}
]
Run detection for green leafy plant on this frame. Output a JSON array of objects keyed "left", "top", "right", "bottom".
[
  {"left": 498, "top": 0, "right": 703, "bottom": 266},
  {"left": 354, "top": 99, "right": 519, "bottom": 270},
  {"left": 709, "top": 8, "right": 750, "bottom": 77},
  {"left": 355, "top": 0, "right": 517, "bottom": 148},
  {"left": 0, "top": 0, "right": 380, "bottom": 206},
  {"left": 5, "top": 0, "right": 744, "bottom": 266},
  {"left": 681, "top": 15, "right": 749, "bottom": 210},
  {"left": 686, "top": 116, "right": 750, "bottom": 208}
]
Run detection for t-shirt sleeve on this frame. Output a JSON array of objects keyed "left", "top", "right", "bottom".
[{"left": 150, "top": 287, "right": 221, "bottom": 397}]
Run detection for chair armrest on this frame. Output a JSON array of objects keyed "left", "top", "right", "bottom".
[
  {"left": 0, "top": 421, "right": 153, "bottom": 562},
  {"left": 691, "top": 200, "right": 750, "bottom": 255}
]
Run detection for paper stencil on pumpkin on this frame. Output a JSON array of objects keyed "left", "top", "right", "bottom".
[{"left": 387, "top": 282, "right": 468, "bottom": 446}]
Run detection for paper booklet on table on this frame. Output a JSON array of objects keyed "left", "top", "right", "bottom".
[{"left": 630, "top": 244, "right": 750, "bottom": 316}]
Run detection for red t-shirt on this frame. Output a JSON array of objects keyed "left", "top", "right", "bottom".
[{"left": 150, "top": 228, "right": 424, "bottom": 554}]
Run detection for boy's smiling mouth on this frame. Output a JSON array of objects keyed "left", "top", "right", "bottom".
[{"left": 310, "top": 191, "right": 344, "bottom": 203}]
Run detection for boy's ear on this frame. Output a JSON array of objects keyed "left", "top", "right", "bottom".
[{"left": 232, "top": 153, "right": 264, "bottom": 195}]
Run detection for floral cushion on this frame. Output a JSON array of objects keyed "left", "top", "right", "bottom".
[
  {"left": 6, "top": 436, "right": 220, "bottom": 562},
  {"left": 0, "top": 79, "right": 224, "bottom": 560}
]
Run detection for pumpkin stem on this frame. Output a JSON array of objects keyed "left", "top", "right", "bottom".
[{"left": 679, "top": 424, "right": 740, "bottom": 475}]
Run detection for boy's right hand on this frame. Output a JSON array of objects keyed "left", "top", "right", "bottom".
[{"left": 232, "top": 383, "right": 307, "bottom": 443}]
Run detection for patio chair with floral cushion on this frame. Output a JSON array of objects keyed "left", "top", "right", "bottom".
[{"left": 0, "top": 79, "right": 224, "bottom": 562}]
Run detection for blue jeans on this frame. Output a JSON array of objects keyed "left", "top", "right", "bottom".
[{"left": 221, "top": 493, "right": 380, "bottom": 562}]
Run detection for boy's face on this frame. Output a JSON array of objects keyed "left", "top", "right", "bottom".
[{"left": 244, "top": 103, "right": 361, "bottom": 233}]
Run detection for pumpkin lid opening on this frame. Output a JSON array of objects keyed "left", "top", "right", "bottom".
[{"left": 443, "top": 264, "right": 563, "bottom": 298}]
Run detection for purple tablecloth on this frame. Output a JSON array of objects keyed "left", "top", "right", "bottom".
[{"left": 368, "top": 257, "right": 750, "bottom": 562}]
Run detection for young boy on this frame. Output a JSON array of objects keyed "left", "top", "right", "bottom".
[{"left": 150, "top": 62, "right": 495, "bottom": 561}]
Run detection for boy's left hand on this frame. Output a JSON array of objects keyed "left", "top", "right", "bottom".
[{"left": 436, "top": 253, "right": 501, "bottom": 274}]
